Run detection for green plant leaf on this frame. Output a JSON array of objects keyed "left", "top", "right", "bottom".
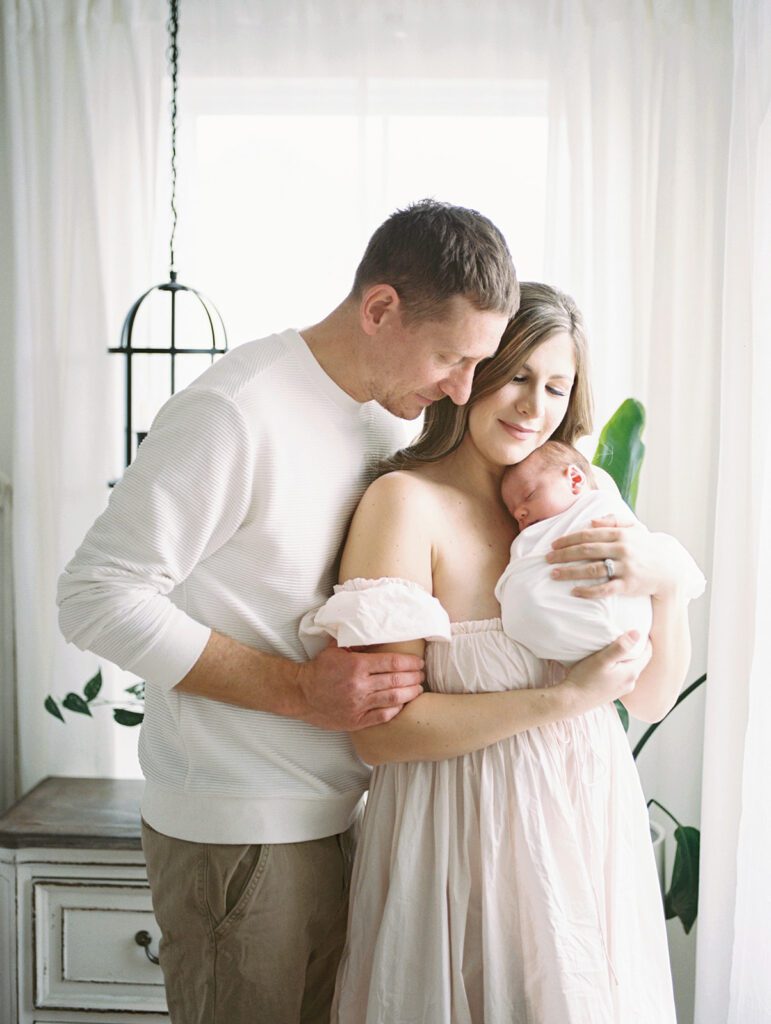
[
  {"left": 664, "top": 825, "right": 700, "bottom": 933},
  {"left": 62, "top": 692, "right": 93, "bottom": 716},
  {"left": 592, "top": 399, "right": 646, "bottom": 511},
  {"left": 113, "top": 708, "right": 144, "bottom": 727},
  {"left": 124, "top": 681, "right": 146, "bottom": 700},
  {"left": 84, "top": 670, "right": 103, "bottom": 702},
  {"left": 614, "top": 700, "right": 629, "bottom": 732},
  {"left": 44, "top": 696, "right": 65, "bottom": 722}
]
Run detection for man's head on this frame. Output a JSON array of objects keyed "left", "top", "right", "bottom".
[
  {"left": 352, "top": 200, "right": 518, "bottom": 419},
  {"left": 352, "top": 199, "right": 519, "bottom": 326},
  {"left": 501, "top": 440, "right": 597, "bottom": 531}
]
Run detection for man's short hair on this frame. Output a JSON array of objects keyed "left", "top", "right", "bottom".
[{"left": 352, "top": 199, "right": 519, "bottom": 324}]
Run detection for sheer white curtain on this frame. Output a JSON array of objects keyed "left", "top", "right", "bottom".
[
  {"left": 695, "top": 2, "right": 771, "bottom": 1021},
  {"left": 3, "top": 0, "right": 166, "bottom": 787},
  {"left": 542, "top": 7, "right": 732, "bottom": 1018}
]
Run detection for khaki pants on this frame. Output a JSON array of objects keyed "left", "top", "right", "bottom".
[{"left": 141, "top": 820, "right": 356, "bottom": 1024}]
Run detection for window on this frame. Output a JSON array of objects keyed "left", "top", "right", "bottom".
[{"left": 171, "top": 76, "right": 549, "bottom": 346}]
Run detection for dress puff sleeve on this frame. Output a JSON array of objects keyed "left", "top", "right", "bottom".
[{"left": 299, "top": 577, "right": 452, "bottom": 659}]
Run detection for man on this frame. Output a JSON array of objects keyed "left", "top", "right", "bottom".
[{"left": 58, "top": 199, "right": 518, "bottom": 1023}]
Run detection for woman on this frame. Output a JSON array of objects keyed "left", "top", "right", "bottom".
[{"left": 306, "top": 283, "right": 695, "bottom": 1023}]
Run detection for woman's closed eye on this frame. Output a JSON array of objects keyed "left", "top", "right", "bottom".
[{"left": 511, "top": 374, "right": 568, "bottom": 397}]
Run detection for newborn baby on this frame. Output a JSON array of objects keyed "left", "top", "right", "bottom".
[{"left": 494, "top": 440, "right": 653, "bottom": 665}]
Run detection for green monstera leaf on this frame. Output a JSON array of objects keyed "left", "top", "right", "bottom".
[
  {"left": 592, "top": 398, "right": 646, "bottom": 511},
  {"left": 593, "top": 400, "right": 645, "bottom": 734},
  {"left": 664, "top": 825, "right": 700, "bottom": 934}
]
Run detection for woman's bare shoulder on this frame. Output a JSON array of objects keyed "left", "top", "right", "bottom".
[
  {"left": 360, "top": 468, "right": 445, "bottom": 512},
  {"left": 340, "top": 470, "right": 442, "bottom": 588}
]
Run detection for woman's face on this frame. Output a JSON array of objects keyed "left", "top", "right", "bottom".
[{"left": 466, "top": 330, "right": 577, "bottom": 468}]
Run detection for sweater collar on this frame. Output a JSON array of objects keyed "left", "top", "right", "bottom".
[{"left": 285, "top": 328, "right": 365, "bottom": 416}]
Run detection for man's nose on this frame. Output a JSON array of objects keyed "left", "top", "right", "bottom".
[{"left": 440, "top": 365, "right": 475, "bottom": 406}]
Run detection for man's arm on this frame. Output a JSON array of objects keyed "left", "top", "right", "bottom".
[
  {"left": 175, "top": 630, "right": 424, "bottom": 731},
  {"left": 58, "top": 387, "right": 424, "bottom": 729}
]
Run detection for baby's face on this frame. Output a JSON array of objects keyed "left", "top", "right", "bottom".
[{"left": 501, "top": 456, "right": 583, "bottom": 530}]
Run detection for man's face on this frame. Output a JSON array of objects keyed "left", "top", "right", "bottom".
[
  {"left": 367, "top": 295, "right": 509, "bottom": 420},
  {"left": 501, "top": 457, "right": 580, "bottom": 530}
]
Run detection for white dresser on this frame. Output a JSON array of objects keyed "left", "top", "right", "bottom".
[{"left": 0, "top": 777, "right": 168, "bottom": 1023}]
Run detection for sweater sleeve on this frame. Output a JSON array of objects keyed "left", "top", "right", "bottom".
[{"left": 57, "top": 386, "right": 254, "bottom": 690}]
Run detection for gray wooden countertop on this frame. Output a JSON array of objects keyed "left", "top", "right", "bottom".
[{"left": 0, "top": 776, "right": 144, "bottom": 850}]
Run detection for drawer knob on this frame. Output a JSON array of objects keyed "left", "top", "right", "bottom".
[{"left": 134, "top": 929, "right": 161, "bottom": 965}]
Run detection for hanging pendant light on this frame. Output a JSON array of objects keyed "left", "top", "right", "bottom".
[{"left": 109, "top": 0, "right": 227, "bottom": 473}]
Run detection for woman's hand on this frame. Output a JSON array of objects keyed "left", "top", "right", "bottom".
[
  {"left": 545, "top": 514, "right": 684, "bottom": 602},
  {"left": 561, "top": 630, "right": 652, "bottom": 714}
]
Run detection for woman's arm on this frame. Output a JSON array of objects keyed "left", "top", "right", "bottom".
[
  {"left": 339, "top": 473, "right": 645, "bottom": 765},
  {"left": 619, "top": 583, "right": 691, "bottom": 722},
  {"left": 546, "top": 484, "right": 697, "bottom": 723},
  {"left": 350, "top": 635, "right": 646, "bottom": 764}
]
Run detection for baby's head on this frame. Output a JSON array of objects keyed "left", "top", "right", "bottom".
[{"left": 501, "top": 440, "right": 597, "bottom": 531}]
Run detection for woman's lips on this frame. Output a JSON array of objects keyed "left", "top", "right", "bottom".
[{"left": 500, "top": 420, "right": 538, "bottom": 441}]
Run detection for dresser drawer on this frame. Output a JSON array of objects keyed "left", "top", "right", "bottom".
[{"left": 33, "top": 879, "right": 167, "bottom": 1013}]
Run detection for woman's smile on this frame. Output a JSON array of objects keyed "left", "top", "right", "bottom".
[{"left": 499, "top": 420, "right": 538, "bottom": 441}]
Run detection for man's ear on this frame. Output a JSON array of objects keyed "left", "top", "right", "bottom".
[
  {"left": 566, "top": 463, "right": 586, "bottom": 494},
  {"left": 359, "top": 284, "right": 401, "bottom": 336}
]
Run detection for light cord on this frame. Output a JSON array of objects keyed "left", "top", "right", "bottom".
[{"left": 167, "top": 0, "right": 179, "bottom": 278}]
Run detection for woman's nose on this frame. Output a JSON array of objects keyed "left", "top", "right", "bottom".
[{"left": 517, "top": 387, "right": 543, "bottom": 419}]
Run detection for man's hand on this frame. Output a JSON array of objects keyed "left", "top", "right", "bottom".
[{"left": 294, "top": 644, "right": 425, "bottom": 731}]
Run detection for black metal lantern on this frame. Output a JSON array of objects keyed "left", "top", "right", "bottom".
[{"left": 109, "top": 0, "right": 227, "bottom": 472}]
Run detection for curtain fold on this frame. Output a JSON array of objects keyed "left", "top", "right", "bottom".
[
  {"left": 695, "top": 1, "right": 771, "bottom": 1020},
  {"left": 543, "top": 10, "right": 733, "bottom": 1015},
  {"left": 3, "top": 0, "right": 166, "bottom": 785}
]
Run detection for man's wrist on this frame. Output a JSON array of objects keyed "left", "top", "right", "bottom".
[{"left": 278, "top": 658, "right": 312, "bottom": 721}]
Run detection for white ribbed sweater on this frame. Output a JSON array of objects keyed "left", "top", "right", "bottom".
[{"left": 57, "top": 329, "right": 415, "bottom": 843}]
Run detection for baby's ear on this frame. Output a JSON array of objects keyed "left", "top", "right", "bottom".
[{"left": 567, "top": 463, "right": 586, "bottom": 493}]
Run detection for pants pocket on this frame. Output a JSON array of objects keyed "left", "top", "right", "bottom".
[{"left": 205, "top": 842, "right": 271, "bottom": 937}]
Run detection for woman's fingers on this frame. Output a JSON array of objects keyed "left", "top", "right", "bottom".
[
  {"left": 549, "top": 529, "right": 626, "bottom": 552},
  {"left": 548, "top": 545, "right": 626, "bottom": 569}
]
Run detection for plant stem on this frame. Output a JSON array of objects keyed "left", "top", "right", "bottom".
[
  {"left": 86, "top": 700, "right": 144, "bottom": 709},
  {"left": 632, "top": 673, "right": 706, "bottom": 760},
  {"left": 647, "top": 798, "right": 683, "bottom": 830}
]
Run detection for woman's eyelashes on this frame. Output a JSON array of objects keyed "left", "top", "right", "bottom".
[{"left": 510, "top": 374, "right": 568, "bottom": 398}]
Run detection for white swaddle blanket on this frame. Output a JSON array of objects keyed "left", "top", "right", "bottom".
[{"left": 494, "top": 490, "right": 706, "bottom": 665}]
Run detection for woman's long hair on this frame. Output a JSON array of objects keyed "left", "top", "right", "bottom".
[{"left": 382, "top": 282, "right": 594, "bottom": 473}]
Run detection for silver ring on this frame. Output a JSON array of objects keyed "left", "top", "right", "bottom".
[{"left": 604, "top": 558, "right": 615, "bottom": 580}]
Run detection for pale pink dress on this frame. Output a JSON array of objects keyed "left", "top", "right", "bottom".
[{"left": 303, "top": 578, "right": 676, "bottom": 1024}]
